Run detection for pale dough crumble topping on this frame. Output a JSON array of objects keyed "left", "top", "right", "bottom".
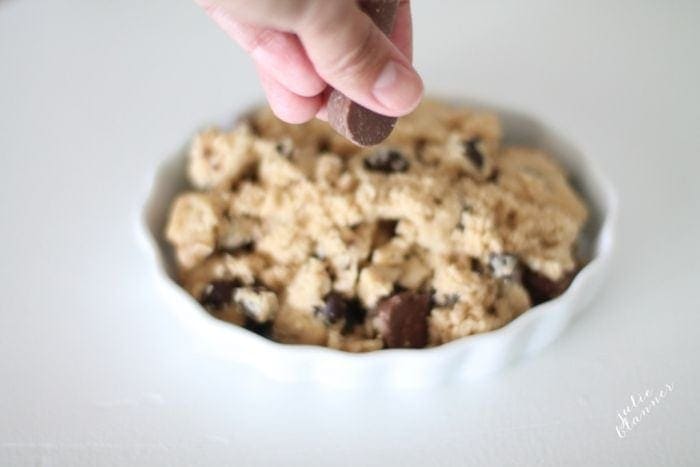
[{"left": 164, "top": 101, "right": 588, "bottom": 351}]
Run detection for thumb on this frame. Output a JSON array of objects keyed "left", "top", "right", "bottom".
[{"left": 296, "top": 1, "right": 423, "bottom": 117}]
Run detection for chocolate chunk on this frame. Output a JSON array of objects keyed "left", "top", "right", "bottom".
[
  {"left": 315, "top": 292, "right": 348, "bottom": 325},
  {"left": 522, "top": 267, "right": 575, "bottom": 305},
  {"left": 342, "top": 298, "right": 367, "bottom": 334},
  {"left": 328, "top": 94, "right": 397, "bottom": 147},
  {"left": 463, "top": 138, "right": 485, "bottom": 169},
  {"left": 376, "top": 219, "right": 398, "bottom": 237},
  {"left": 372, "top": 291, "right": 431, "bottom": 348},
  {"left": 372, "top": 219, "right": 398, "bottom": 248},
  {"left": 470, "top": 259, "right": 485, "bottom": 274},
  {"left": 326, "top": 0, "right": 399, "bottom": 146},
  {"left": 359, "top": 0, "right": 400, "bottom": 34},
  {"left": 488, "top": 253, "right": 519, "bottom": 279},
  {"left": 244, "top": 318, "right": 272, "bottom": 338},
  {"left": 315, "top": 293, "right": 367, "bottom": 333},
  {"left": 199, "top": 280, "right": 239, "bottom": 311},
  {"left": 364, "top": 149, "right": 409, "bottom": 173}
]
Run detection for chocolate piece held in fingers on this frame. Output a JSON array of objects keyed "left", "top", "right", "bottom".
[{"left": 327, "top": 0, "right": 400, "bottom": 146}]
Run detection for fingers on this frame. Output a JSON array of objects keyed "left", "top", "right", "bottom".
[
  {"left": 314, "top": 87, "right": 334, "bottom": 122},
  {"left": 256, "top": 65, "right": 323, "bottom": 124},
  {"left": 296, "top": 1, "right": 423, "bottom": 118},
  {"left": 226, "top": 22, "right": 327, "bottom": 97},
  {"left": 391, "top": 0, "right": 412, "bottom": 61},
  {"left": 202, "top": 4, "right": 326, "bottom": 97},
  {"left": 198, "top": 0, "right": 422, "bottom": 122}
]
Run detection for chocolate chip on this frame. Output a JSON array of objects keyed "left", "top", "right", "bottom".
[
  {"left": 199, "top": 280, "right": 239, "bottom": 311},
  {"left": 522, "top": 267, "right": 575, "bottom": 305},
  {"left": 315, "top": 293, "right": 367, "bottom": 333},
  {"left": 373, "top": 291, "right": 431, "bottom": 348},
  {"left": 325, "top": 1, "right": 399, "bottom": 146},
  {"left": 463, "top": 138, "right": 485, "bottom": 169},
  {"left": 328, "top": 92, "right": 397, "bottom": 146},
  {"left": 315, "top": 292, "right": 348, "bottom": 325},
  {"left": 372, "top": 219, "right": 398, "bottom": 248},
  {"left": 377, "top": 219, "right": 398, "bottom": 235},
  {"left": 239, "top": 164, "right": 259, "bottom": 183},
  {"left": 363, "top": 149, "right": 409, "bottom": 173},
  {"left": 342, "top": 298, "right": 367, "bottom": 334},
  {"left": 471, "top": 259, "right": 485, "bottom": 274},
  {"left": 488, "top": 253, "right": 519, "bottom": 279},
  {"left": 244, "top": 318, "right": 272, "bottom": 338},
  {"left": 359, "top": 0, "right": 400, "bottom": 34}
]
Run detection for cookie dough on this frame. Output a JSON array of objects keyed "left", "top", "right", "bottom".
[{"left": 164, "top": 100, "right": 588, "bottom": 351}]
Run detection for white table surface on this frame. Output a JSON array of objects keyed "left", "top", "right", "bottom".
[{"left": 2, "top": 0, "right": 699, "bottom": 465}]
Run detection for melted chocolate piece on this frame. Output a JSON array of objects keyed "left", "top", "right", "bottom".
[
  {"left": 463, "top": 138, "right": 485, "bottom": 169},
  {"left": 327, "top": 92, "right": 397, "bottom": 147},
  {"left": 326, "top": 0, "right": 400, "bottom": 146},
  {"left": 373, "top": 291, "right": 431, "bottom": 348}
]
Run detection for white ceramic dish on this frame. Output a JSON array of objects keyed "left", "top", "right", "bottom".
[{"left": 137, "top": 102, "right": 617, "bottom": 388}]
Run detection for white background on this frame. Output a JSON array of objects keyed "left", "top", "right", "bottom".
[{"left": 1, "top": 0, "right": 699, "bottom": 465}]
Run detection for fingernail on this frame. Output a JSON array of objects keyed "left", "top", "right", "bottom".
[{"left": 372, "top": 60, "right": 423, "bottom": 113}]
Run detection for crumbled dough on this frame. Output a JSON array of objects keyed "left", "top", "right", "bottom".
[
  {"left": 165, "top": 193, "right": 223, "bottom": 269},
  {"left": 233, "top": 287, "right": 278, "bottom": 323},
  {"left": 188, "top": 126, "right": 256, "bottom": 190},
  {"left": 164, "top": 101, "right": 589, "bottom": 351}
]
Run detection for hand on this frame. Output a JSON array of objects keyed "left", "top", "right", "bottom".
[{"left": 196, "top": 0, "right": 423, "bottom": 124}]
